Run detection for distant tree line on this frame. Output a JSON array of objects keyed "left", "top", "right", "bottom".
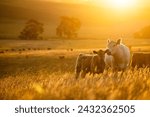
[
  {"left": 134, "top": 25, "right": 150, "bottom": 39},
  {"left": 19, "top": 16, "right": 81, "bottom": 40}
]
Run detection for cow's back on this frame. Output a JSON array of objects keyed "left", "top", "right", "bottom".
[
  {"left": 75, "top": 53, "right": 93, "bottom": 72},
  {"left": 132, "top": 53, "right": 150, "bottom": 68}
]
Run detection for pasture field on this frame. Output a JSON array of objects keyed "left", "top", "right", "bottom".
[
  {"left": 0, "top": 43, "right": 150, "bottom": 99},
  {"left": 0, "top": 50, "right": 150, "bottom": 99},
  {"left": 0, "top": 38, "right": 150, "bottom": 50},
  {"left": 1, "top": 0, "right": 150, "bottom": 100}
]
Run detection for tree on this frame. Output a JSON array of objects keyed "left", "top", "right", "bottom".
[
  {"left": 134, "top": 25, "right": 150, "bottom": 39},
  {"left": 56, "top": 16, "right": 81, "bottom": 38},
  {"left": 19, "top": 19, "right": 44, "bottom": 40}
]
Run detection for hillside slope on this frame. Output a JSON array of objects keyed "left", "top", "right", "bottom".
[{"left": 0, "top": 0, "right": 149, "bottom": 39}]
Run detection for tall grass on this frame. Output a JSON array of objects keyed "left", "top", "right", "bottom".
[{"left": 0, "top": 51, "right": 150, "bottom": 100}]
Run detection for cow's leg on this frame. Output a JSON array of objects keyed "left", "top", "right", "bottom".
[
  {"left": 120, "top": 69, "right": 124, "bottom": 76},
  {"left": 92, "top": 73, "right": 95, "bottom": 77},
  {"left": 112, "top": 66, "right": 119, "bottom": 81},
  {"left": 91, "top": 66, "right": 95, "bottom": 77},
  {"left": 89, "top": 71, "right": 94, "bottom": 77},
  {"left": 92, "top": 65, "right": 100, "bottom": 77},
  {"left": 75, "top": 72, "right": 80, "bottom": 79},
  {"left": 81, "top": 71, "right": 86, "bottom": 78},
  {"left": 103, "top": 66, "right": 110, "bottom": 78},
  {"left": 90, "top": 63, "right": 95, "bottom": 77},
  {"left": 119, "top": 68, "right": 127, "bottom": 81},
  {"left": 75, "top": 66, "right": 81, "bottom": 79}
]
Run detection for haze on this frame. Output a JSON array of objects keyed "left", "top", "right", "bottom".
[{"left": 0, "top": 0, "right": 150, "bottom": 38}]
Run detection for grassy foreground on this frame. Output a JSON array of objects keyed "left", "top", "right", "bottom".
[{"left": 0, "top": 50, "right": 150, "bottom": 100}]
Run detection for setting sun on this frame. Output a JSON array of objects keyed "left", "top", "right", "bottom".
[
  {"left": 97, "top": 0, "right": 137, "bottom": 10},
  {"left": 111, "top": 0, "right": 135, "bottom": 8}
]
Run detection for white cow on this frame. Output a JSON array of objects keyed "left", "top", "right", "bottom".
[{"left": 105, "top": 39, "right": 130, "bottom": 71}]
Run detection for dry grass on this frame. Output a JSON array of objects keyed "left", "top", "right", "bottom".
[{"left": 0, "top": 50, "right": 150, "bottom": 100}]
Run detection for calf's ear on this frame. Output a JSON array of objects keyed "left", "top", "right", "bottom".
[
  {"left": 116, "top": 39, "right": 122, "bottom": 45},
  {"left": 105, "top": 49, "right": 111, "bottom": 55},
  {"left": 93, "top": 50, "right": 98, "bottom": 54},
  {"left": 104, "top": 49, "right": 109, "bottom": 53},
  {"left": 107, "top": 39, "right": 110, "bottom": 44}
]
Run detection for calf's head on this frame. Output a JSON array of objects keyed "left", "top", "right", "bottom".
[{"left": 93, "top": 49, "right": 109, "bottom": 59}]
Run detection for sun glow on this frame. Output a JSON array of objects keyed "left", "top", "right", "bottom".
[
  {"left": 97, "top": 0, "right": 137, "bottom": 10},
  {"left": 112, "top": 0, "right": 135, "bottom": 8}
]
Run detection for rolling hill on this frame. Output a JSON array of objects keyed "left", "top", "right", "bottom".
[{"left": 0, "top": 0, "right": 150, "bottom": 39}]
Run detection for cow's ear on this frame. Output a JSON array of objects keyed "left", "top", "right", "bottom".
[
  {"left": 107, "top": 39, "right": 110, "bottom": 44},
  {"left": 93, "top": 51, "right": 98, "bottom": 54},
  {"left": 105, "top": 49, "right": 111, "bottom": 55},
  {"left": 104, "top": 49, "right": 109, "bottom": 53},
  {"left": 116, "top": 39, "right": 121, "bottom": 45}
]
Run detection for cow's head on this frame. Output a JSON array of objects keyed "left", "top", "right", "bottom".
[
  {"left": 107, "top": 39, "right": 122, "bottom": 54},
  {"left": 93, "top": 49, "right": 109, "bottom": 58}
]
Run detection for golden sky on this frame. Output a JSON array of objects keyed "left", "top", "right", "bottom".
[
  {"left": 36, "top": 0, "right": 150, "bottom": 25},
  {"left": 42, "top": 0, "right": 150, "bottom": 14},
  {"left": 0, "top": 0, "right": 150, "bottom": 37},
  {"left": 45, "top": 0, "right": 150, "bottom": 5}
]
